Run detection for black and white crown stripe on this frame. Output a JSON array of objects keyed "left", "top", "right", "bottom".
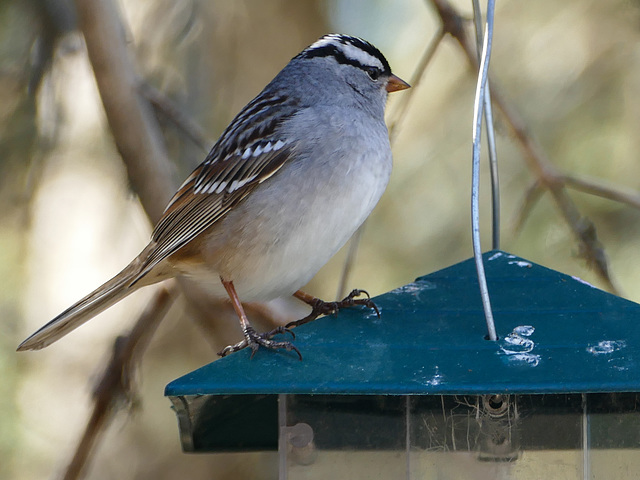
[{"left": 296, "top": 34, "right": 391, "bottom": 76}]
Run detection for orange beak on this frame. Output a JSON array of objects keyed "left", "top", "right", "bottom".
[{"left": 386, "top": 74, "right": 411, "bottom": 93}]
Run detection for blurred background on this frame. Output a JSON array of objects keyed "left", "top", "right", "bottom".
[{"left": 2, "top": 0, "right": 640, "bottom": 478}]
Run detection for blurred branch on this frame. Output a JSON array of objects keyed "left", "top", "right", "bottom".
[
  {"left": 513, "top": 180, "right": 544, "bottom": 235},
  {"left": 515, "top": 175, "right": 640, "bottom": 235},
  {"left": 29, "top": 0, "right": 79, "bottom": 96},
  {"left": 65, "top": 1, "right": 293, "bottom": 477},
  {"left": 139, "top": 82, "right": 212, "bottom": 153},
  {"left": 336, "top": 225, "right": 365, "bottom": 300},
  {"left": 427, "top": 0, "right": 619, "bottom": 294},
  {"left": 63, "top": 0, "right": 204, "bottom": 477},
  {"left": 388, "top": 27, "right": 445, "bottom": 144},
  {"left": 74, "top": 0, "right": 175, "bottom": 223},
  {"left": 560, "top": 174, "right": 640, "bottom": 211},
  {"left": 61, "top": 286, "right": 178, "bottom": 480}
]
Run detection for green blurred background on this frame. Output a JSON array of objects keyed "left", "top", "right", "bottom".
[{"left": 2, "top": 0, "right": 640, "bottom": 478}]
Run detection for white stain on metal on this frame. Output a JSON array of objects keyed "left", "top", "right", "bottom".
[
  {"left": 413, "top": 366, "right": 443, "bottom": 387},
  {"left": 426, "top": 368, "right": 443, "bottom": 386},
  {"left": 506, "top": 353, "right": 541, "bottom": 366},
  {"left": 499, "top": 325, "right": 540, "bottom": 367},
  {"left": 586, "top": 340, "right": 626, "bottom": 355},
  {"left": 513, "top": 325, "right": 535, "bottom": 336},
  {"left": 391, "top": 283, "right": 423, "bottom": 294},
  {"left": 508, "top": 260, "right": 532, "bottom": 268}
]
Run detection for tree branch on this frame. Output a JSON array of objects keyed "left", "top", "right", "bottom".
[
  {"left": 62, "top": 2, "right": 295, "bottom": 478},
  {"left": 560, "top": 174, "right": 640, "bottom": 211},
  {"left": 61, "top": 286, "right": 178, "bottom": 480},
  {"left": 139, "top": 82, "right": 212, "bottom": 153},
  {"left": 428, "top": 0, "right": 619, "bottom": 293},
  {"left": 74, "top": 0, "right": 175, "bottom": 223}
]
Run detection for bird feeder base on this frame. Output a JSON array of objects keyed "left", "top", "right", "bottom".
[{"left": 166, "top": 251, "right": 640, "bottom": 479}]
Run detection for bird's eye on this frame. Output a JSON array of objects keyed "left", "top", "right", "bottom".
[{"left": 365, "top": 67, "right": 381, "bottom": 81}]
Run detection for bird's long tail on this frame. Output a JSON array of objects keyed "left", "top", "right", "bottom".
[{"left": 17, "top": 260, "right": 149, "bottom": 351}]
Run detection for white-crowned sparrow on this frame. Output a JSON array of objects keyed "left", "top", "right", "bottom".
[{"left": 18, "top": 34, "right": 409, "bottom": 357}]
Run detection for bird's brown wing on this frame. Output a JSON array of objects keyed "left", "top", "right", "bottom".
[{"left": 134, "top": 142, "right": 292, "bottom": 281}]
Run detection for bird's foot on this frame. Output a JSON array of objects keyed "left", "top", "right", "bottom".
[
  {"left": 217, "top": 325, "right": 302, "bottom": 360},
  {"left": 287, "top": 289, "right": 380, "bottom": 329}
]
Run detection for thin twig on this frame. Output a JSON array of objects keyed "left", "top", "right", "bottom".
[
  {"left": 492, "top": 88, "right": 617, "bottom": 291},
  {"left": 513, "top": 174, "right": 640, "bottom": 235},
  {"left": 139, "top": 82, "right": 212, "bottom": 153},
  {"left": 428, "top": 0, "right": 619, "bottom": 294},
  {"left": 388, "top": 28, "right": 445, "bottom": 144},
  {"left": 61, "top": 286, "right": 178, "bottom": 480},
  {"left": 513, "top": 180, "right": 544, "bottom": 235},
  {"left": 336, "top": 224, "right": 365, "bottom": 300},
  {"left": 560, "top": 174, "right": 640, "bottom": 211}
]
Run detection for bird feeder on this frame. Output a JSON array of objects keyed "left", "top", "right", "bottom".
[{"left": 165, "top": 251, "right": 640, "bottom": 479}]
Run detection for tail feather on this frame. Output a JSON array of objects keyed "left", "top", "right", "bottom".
[{"left": 17, "top": 261, "right": 146, "bottom": 351}]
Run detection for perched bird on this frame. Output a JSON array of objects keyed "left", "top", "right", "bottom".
[{"left": 18, "top": 34, "right": 409, "bottom": 357}]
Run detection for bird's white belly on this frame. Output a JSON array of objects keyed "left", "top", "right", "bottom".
[
  {"left": 173, "top": 106, "right": 392, "bottom": 302},
  {"left": 178, "top": 151, "right": 391, "bottom": 302}
]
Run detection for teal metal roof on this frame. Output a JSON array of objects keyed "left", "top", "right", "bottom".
[{"left": 166, "top": 250, "right": 640, "bottom": 397}]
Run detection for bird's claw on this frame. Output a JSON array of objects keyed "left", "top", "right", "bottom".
[
  {"left": 286, "top": 289, "right": 379, "bottom": 329},
  {"left": 218, "top": 325, "right": 301, "bottom": 360}
]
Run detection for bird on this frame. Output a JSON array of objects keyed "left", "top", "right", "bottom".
[{"left": 18, "top": 33, "right": 410, "bottom": 358}]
